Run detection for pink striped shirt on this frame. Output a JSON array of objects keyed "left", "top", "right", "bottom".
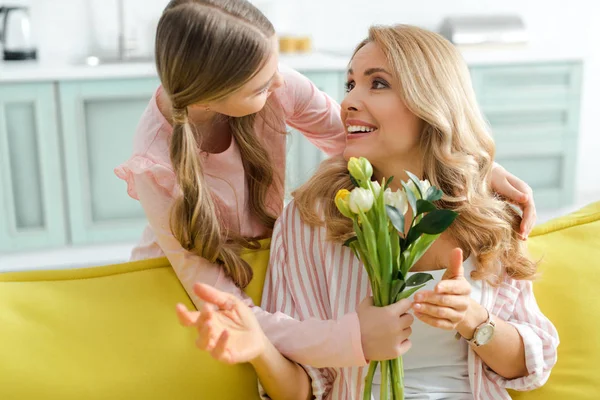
[{"left": 261, "top": 201, "right": 559, "bottom": 399}]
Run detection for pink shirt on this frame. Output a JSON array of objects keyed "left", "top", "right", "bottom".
[
  {"left": 114, "top": 64, "right": 367, "bottom": 369},
  {"left": 262, "top": 201, "right": 559, "bottom": 399}
]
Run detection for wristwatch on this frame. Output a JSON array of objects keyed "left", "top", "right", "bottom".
[{"left": 456, "top": 309, "right": 496, "bottom": 347}]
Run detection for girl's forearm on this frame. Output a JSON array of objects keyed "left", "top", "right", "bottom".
[{"left": 250, "top": 335, "right": 312, "bottom": 400}]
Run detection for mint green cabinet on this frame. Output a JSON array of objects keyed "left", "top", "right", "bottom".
[
  {"left": 0, "top": 82, "right": 67, "bottom": 252},
  {"left": 58, "top": 78, "right": 159, "bottom": 245},
  {"left": 0, "top": 61, "right": 584, "bottom": 256},
  {"left": 285, "top": 71, "right": 345, "bottom": 194},
  {"left": 470, "top": 62, "right": 582, "bottom": 209}
]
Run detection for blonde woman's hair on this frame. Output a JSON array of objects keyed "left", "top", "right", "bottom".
[
  {"left": 295, "top": 25, "right": 536, "bottom": 284},
  {"left": 156, "top": 0, "right": 279, "bottom": 288}
]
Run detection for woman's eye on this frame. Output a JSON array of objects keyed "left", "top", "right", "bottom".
[
  {"left": 372, "top": 79, "right": 389, "bottom": 89},
  {"left": 344, "top": 80, "right": 355, "bottom": 92}
]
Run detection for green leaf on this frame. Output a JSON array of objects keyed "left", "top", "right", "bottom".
[
  {"left": 343, "top": 236, "right": 358, "bottom": 247},
  {"left": 391, "top": 279, "right": 406, "bottom": 301},
  {"left": 396, "top": 269, "right": 405, "bottom": 282},
  {"left": 349, "top": 174, "right": 359, "bottom": 188},
  {"left": 357, "top": 208, "right": 380, "bottom": 275},
  {"left": 399, "top": 235, "right": 406, "bottom": 253},
  {"left": 401, "top": 180, "right": 417, "bottom": 215},
  {"left": 349, "top": 242, "right": 360, "bottom": 260},
  {"left": 403, "top": 233, "right": 440, "bottom": 274},
  {"left": 385, "top": 205, "right": 405, "bottom": 234},
  {"left": 384, "top": 176, "right": 394, "bottom": 189},
  {"left": 396, "top": 283, "right": 427, "bottom": 301},
  {"left": 377, "top": 191, "right": 393, "bottom": 296},
  {"left": 416, "top": 199, "right": 436, "bottom": 216},
  {"left": 414, "top": 209, "right": 459, "bottom": 235},
  {"left": 404, "top": 228, "right": 421, "bottom": 248},
  {"left": 405, "top": 272, "right": 434, "bottom": 287},
  {"left": 405, "top": 171, "right": 423, "bottom": 199},
  {"left": 425, "top": 186, "right": 443, "bottom": 202}
]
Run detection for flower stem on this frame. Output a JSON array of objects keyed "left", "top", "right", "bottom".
[
  {"left": 380, "top": 360, "right": 389, "bottom": 400},
  {"left": 391, "top": 356, "right": 404, "bottom": 400},
  {"left": 363, "top": 361, "right": 378, "bottom": 400}
]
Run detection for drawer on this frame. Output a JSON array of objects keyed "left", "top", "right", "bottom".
[
  {"left": 471, "top": 63, "right": 582, "bottom": 107},
  {"left": 497, "top": 155, "right": 563, "bottom": 190},
  {"left": 483, "top": 105, "right": 576, "bottom": 141},
  {"left": 495, "top": 137, "right": 578, "bottom": 209}
]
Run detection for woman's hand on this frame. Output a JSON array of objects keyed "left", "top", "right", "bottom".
[
  {"left": 357, "top": 297, "right": 414, "bottom": 361},
  {"left": 490, "top": 163, "right": 536, "bottom": 239},
  {"left": 412, "top": 248, "right": 472, "bottom": 330},
  {"left": 176, "top": 283, "right": 266, "bottom": 364}
]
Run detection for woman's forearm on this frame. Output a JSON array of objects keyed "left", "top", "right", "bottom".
[
  {"left": 250, "top": 335, "right": 312, "bottom": 400},
  {"left": 457, "top": 299, "right": 528, "bottom": 379}
]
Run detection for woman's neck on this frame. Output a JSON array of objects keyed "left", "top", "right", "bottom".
[{"left": 373, "top": 152, "right": 424, "bottom": 192}]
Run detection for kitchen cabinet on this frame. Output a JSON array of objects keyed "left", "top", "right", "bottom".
[
  {"left": 471, "top": 62, "right": 582, "bottom": 208},
  {"left": 285, "top": 71, "right": 345, "bottom": 196},
  {"left": 0, "top": 82, "right": 67, "bottom": 252},
  {"left": 0, "top": 60, "right": 584, "bottom": 254},
  {"left": 58, "top": 78, "right": 159, "bottom": 245}
]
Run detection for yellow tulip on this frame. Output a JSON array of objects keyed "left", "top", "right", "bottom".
[{"left": 335, "top": 189, "right": 354, "bottom": 218}]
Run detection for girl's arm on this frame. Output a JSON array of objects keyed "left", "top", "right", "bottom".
[{"left": 177, "top": 284, "right": 311, "bottom": 400}]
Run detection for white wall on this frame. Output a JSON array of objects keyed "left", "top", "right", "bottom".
[{"left": 7, "top": 0, "right": 600, "bottom": 200}]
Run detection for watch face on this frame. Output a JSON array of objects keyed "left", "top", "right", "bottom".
[{"left": 476, "top": 324, "right": 495, "bottom": 344}]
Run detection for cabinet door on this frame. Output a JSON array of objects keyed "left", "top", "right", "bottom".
[
  {"left": 59, "top": 78, "right": 159, "bottom": 245},
  {"left": 0, "top": 82, "right": 67, "bottom": 252},
  {"left": 285, "top": 71, "right": 345, "bottom": 195},
  {"left": 471, "top": 62, "right": 583, "bottom": 209}
]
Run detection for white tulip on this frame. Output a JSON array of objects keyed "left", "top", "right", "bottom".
[
  {"left": 406, "top": 179, "right": 431, "bottom": 200},
  {"left": 371, "top": 181, "right": 382, "bottom": 198},
  {"left": 421, "top": 179, "right": 431, "bottom": 197},
  {"left": 349, "top": 188, "right": 375, "bottom": 214},
  {"left": 384, "top": 188, "right": 408, "bottom": 215}
]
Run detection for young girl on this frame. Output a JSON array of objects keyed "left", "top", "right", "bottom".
[
  {"left": 116, "top": 0, "right": 538, "bottom": 395},
  {"left": 179, "top": 25, "right": 558, "bottom": 400}
]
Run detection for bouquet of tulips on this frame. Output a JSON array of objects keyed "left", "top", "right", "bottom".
[{"left": 335, "top": 157, "right": 459, "bottom": 400}]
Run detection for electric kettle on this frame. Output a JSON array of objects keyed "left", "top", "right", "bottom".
[{"left": 0, "top": 6, "right": 37, "bottom": 60}]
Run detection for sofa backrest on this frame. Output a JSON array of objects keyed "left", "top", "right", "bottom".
[{"left": 511, "top": 202, "right": 600, "bottom": 400}]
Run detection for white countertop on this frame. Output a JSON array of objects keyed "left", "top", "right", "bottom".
[
  {"left": 0, "top": 52, "right": 350, "bottom": 83},
  {"left": 455, "top": 43, "right": 583, "bottom": 66},
  {"left": 0, "top": 46, "right": 583, "bottom": 83}
]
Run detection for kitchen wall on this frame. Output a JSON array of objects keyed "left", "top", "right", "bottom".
[{"left": 5, "top": 0, "right": 600, "bottom": 201}]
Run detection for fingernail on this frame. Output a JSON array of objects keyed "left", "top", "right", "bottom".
[
  {"left": 413, "top": 303, "right": 422, "bottom": 310},
  {"left": 415, "top": 294, "right": 423, "bottom": 301}
]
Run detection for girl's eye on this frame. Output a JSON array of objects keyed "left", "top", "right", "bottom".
[{"left": 344, "top": 80, "right": 355, "bottom": 93}]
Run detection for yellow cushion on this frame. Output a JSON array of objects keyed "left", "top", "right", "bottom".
[
  {"left": 510, "top": 202, "right": 600, "bottom": 400},
  {"left": 0, "top": 239, "right": 271, "bottom": 400}
]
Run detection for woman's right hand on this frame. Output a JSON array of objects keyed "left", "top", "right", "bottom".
[
  {"left": 176, "top": 283, "right": 267, "bottom": 364},
  {"left": 357, "top": 297, "right": 414, "bottom": 361}
]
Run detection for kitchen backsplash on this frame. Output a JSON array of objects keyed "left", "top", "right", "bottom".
[{"left": 8, "top": 0, "right": 591, "bottom": 63}]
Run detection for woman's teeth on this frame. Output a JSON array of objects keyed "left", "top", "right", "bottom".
[{"left": 347, "top": 125, "right": 376, "bottom": 133}]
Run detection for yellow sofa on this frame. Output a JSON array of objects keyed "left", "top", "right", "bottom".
[{"left": 0, "top": 203, "right": 599, "bottom": 399}]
